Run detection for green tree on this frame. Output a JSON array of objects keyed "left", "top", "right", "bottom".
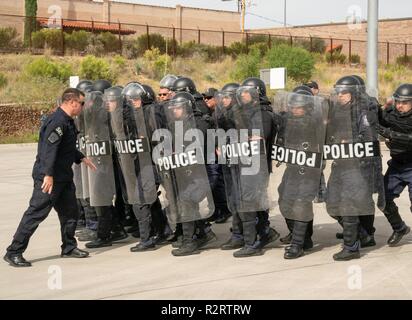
[{"left": 24, "top": 0, "right": 38, "bottom": 46}]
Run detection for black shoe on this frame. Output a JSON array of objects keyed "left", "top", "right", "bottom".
[
  {"left": 333, "top": 248, "right": 360, "bottom": 261},
  {"left": 284, "top": 244, "right": 304, "bottom": 259},
  {"left": 171, "top": 241, "right": 199, "bottom": 256},
  {"left": 111, "top": 230, "right": 128, "bottom": 242},
  {"left": 172, "top": 236, "right": 183, "bottom": 248},
  {"left": 130, "top": 242, "right": 156, "bottom": 252},
  {"left": 3, "top": 254, "right": 32, "bottom": 267},
  {"left": 215, "top": 213, "right": 231, "bottom": 224},
  {"left": 280, "top": 232, "right": 292, "bottom": 244},
  {"left": 361, "top": 235, "right": 376, "bottom": 248},
  {"left": 197, "top": 230, "right": 217, "bottom": 248},
  {"left": 61, "top": 248, "right": 89, "bottom": 258},
  {"left": 221, "top": 237, "right": 244, "bottom": 250},
  {"left": 125, "top": 224, "right": 139, "bottom": 234},
  {"left": 259, "top": 228, "right": 280, "bottom": 248},
  {"left": 388, "top": 226, "right": 410, "bottom": 246},
  {"left": 336, "top": 232, "right": 343, "bottom": 239},
  {"left": 303, "top": 238, "right": 314, "bottom": 250},
  {"left": 233, "top": 246, "right": 263, "bottom": 258},
  {"left": 85, "top": 238, "right": 112, "bottom": 248},
  {"left": 78, "top": 230, "right": 97, "bottom": 242}
]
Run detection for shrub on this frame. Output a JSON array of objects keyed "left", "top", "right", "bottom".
[
  {"left": 25, "top": 57, "right": 72, "bottom": 82},
  {"left": 79, "top": 55, "right": 117, "bottom": 82},
  {"left": 97, "top": 32, "right": 121, "bottom": 53},
  {"left": 142, "top": 48, "right": 172, "bottom": 79},
  {"left": 227, "top": 41, "right": 247, "bottom": 56},
  {"left": 112, "top": 55, "right": 127, "bottom": 69},
  {"left": 349, "top": 54, "right": 361, "bottom": 64},
  {"left": 396, "top": 55, "right": 412, "bottom": 67},
  {"left": 230, "top": 47, "right": 262, "bottom": 82},
  {"left": 177, "top": 41, "right": 221, "bottom": 61},
  {"left": 65, "top": 30, "right": 90, "bottom": 52},
  {"left": 0, "top": 27, "right": 18, "bottom": 48},
  {"left": 0, "top": 72, "right": 8, "bottom": 88},
  {"left": 294, "top": 37, "right": 326, "bottom": 54},
  {"left": 263, "top": 44, "right": 315, "bottom": 82},
  {"left": 31, "top": 30, "right": 45, "bottom": 49},
  {"left": 326, "top": 51, "right": 347, "bottom": 64}
]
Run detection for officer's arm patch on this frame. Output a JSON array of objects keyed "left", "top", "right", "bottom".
[{"left": 47, "top": 131, "right": 61, "bottom": 144}]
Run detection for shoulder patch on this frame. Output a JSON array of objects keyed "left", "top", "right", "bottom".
[{"left": 47, "top": 131, "right": 61, "bottom": 144}]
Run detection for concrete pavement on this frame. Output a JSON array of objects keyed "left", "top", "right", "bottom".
[{"left": 1, "top": 143, "right": 412, "bottom": 300}]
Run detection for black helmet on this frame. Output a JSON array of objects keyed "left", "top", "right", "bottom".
[
  {"left": 160, "top": 74, "right": 179, "bottom": 90},
  {"left": 104, "top": 86, "right": 122, "bottom": 101},
  {"left": 221, "top": 83, "right": 240, "bottom": 94},
  {"left": 122, "top": 83, "right": 147, "bottom": 102},
  {"left": 393, "top": 84, "right": 412, "bottom": 102},
  {"left": 334, "top": 75, "right": 364, "bottom": 94},
  {"left": 241, "top": 77, "right": 266, "bottom": 97},
  {"left": 142, "top": 84, "right": 156, "bottom": 104},
  {"left": 292, "top": 85, "right": 314, "bottom": 96},
  {"left": 76, "top": 80, "right": 93, "bottom": 93},
  {"left": 168, "top": 92, "right": 195, "bottom": 110},
  {"left": 172, "top": 77, "right": 197, "bottom": 94},
  {"left": 93, "top": 79, "right": 112, "bottom": 93},
  {"left": 83, "top": 84, "right": 95, "bottom": 94}
]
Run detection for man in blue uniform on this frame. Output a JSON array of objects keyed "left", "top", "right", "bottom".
[{"left": 4, "top": 88, "right": 96, "bottom": 267}]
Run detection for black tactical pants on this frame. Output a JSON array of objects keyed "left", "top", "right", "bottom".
[{"left": 7, "top": 180, "right": 79, "bottom": 256}]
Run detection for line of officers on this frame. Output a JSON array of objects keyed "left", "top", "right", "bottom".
[{"left": 71, "top": 74, "right": 412, "bottom": 261}]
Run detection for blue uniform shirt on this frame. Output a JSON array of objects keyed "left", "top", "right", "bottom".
[{"left": 32, "top": 107, "right": 84, "bottom": 182}]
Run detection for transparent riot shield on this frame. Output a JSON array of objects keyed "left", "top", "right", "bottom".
[
  {"left": 215, "top": 86, "right": 273, "bottom": 214},
  {"left": 108, "top": 94, "right": 157, "bottom": 206},
  {"left": 272, "top": 91, "right": 328, "bottom": 222},
  {"left": 83, "top": 91, "right": 116, "bottom": 207},
  {"left": 324, "top": 85, "right": 385, "bottom": 217},
  {"left": 151, "top": 95, "right": 214, "bottom": 224}
]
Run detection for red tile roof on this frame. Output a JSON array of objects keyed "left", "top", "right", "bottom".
[{"left": 37, "top": 18, "right": 136, "bottom": 35}]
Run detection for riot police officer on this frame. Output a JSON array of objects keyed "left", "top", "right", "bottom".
[
  {"left": 325, "top": 76, "right": 383, "bottom": 261},
  {"left": 172, "top": 77, "right": 210, "bottom": 116},
  {"left": 241, "top": 77, "right": 280, "bottom": 250},
  {"left": 378, "top": 83, "right": 412, "bottom": 246}
]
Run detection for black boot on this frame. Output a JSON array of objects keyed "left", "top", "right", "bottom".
[
  {"left": 259, "top": 227, "right": 280, "bottom": 248},
  {"left": 284, "top": 221, "right": 308, "bottom": 259},
  {"left": 383, "top": 201, "right": 410, "bottom": 246},
  {"left": 172, "top": 222, "right": 199, "bottom": 256},
  {"left": 233, "top": 215, "right": 262, "bottom": 257},
  {"left": 221, "top": 236, "right": 244, "bottom": 250},
  {"left": 333, "top": 217, "right": 360, "bottom": 261}
]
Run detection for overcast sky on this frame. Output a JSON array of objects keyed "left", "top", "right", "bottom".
[{"left": 115, "top": 0, "right": 412, "bottom": 29}]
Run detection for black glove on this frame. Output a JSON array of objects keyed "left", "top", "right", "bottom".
[{"left": 377, "top": 125, "right": 393, "bottom": 139}]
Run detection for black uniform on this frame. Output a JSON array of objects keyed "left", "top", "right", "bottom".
[
  {"left": 379, "top": 105, "right": 412, "bottom": 233},
  {"left": 7, "top": 107, "right": 84, "bottom": 256}
]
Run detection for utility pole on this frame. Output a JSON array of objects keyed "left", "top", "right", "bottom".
[
  {"left": 367, "top": 0, "right": 379, "bottom": 98},
  {"left": 284, "top": 0, "right": 287, "bottom": 27}
]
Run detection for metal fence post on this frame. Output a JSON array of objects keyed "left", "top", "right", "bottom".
[
  {"left": 268, "top": 33, "right": 271, "bottom": 49},
  {"left": 146, "top": 24, "right": 150, "bottom": 50},
  {"left": 61, "top": 18, "right": 65, "bottom": 56},
  {"left": 222, "top": 30, "right": 225, "bottom": 55},
  {"left": 172, "top": 26, "right": 176, "bottom": 57},
  {"left": 118, "top": 21, "right": 122, "bottom": 54},
  {"left": 387, "top": 41, "right": 390, "bottom": 65},
  {"left": 198, "top": 28, "right": 201, "bottom": 45}
]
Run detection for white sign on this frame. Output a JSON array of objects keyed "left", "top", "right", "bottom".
[
  {"left": 270, "top": 67, "right": 286, "bottom": 90},
  {"left": 69, "top": 76, "right": 80, "bottom": 89}
]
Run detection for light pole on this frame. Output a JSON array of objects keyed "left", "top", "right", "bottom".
[
  {"left": 367, "top": 0, "right": 379, "bottom": 98},
  {"left": 284, "top": 0, "right": 286, "bottom": 27}
]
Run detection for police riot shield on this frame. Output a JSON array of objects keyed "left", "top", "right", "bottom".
[
  {"left": 108, "top": 94, "right": 157, "bottom": 206},
  {"left": 324, "top": 85, "right": 385, "bottom": 217},
  {"left": 215, "top": 86, "right": 273, "bottom": 214},
  {"left": 83, "top": 91, "right": 116, "bottom": 207},
  {"left": 272, "top": 91, "right": 328, "bottom": 222},
  {"left": 151, "top": 95, "right": 214, "bottom": 224},
  {"left": 73, "top": 114, "right": 83, "bottom": 199}
]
